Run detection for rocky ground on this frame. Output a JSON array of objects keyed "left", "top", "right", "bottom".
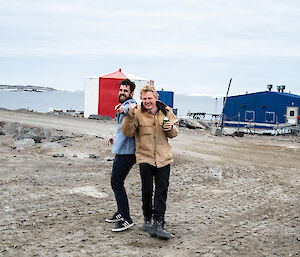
[{"left": 0, "top": 108, "right": 299, "bottom": 257}]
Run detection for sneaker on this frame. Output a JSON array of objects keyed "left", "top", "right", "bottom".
[
  {"left": 148, "top": 220, "right": 171, "bottom": 240},
  {"left": 105, "top": 212, "right": 122, "bottom": 223},
  {"left": 142, "top": 217, "right": 152, "bottom": 232},
  {"left": 112, "top": 218, "right": 134, "bottom": 232}
]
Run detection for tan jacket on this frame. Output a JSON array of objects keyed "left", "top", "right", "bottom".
[{"left": 121, "top": 101, "right": 178, "bottom": 168}]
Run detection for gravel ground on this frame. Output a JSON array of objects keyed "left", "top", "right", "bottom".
[{"left": 0, "top": 109, "right": 299, "bottom": 257}]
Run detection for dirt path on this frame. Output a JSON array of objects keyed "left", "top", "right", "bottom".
[
  {"left": 0, "top": 109, "right": 299, "bottom": 256},
  {"left": 0, "top": 109, "right": 116, "bottom": 137}
]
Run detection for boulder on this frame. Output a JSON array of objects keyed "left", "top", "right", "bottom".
[
  {"left": 179, "top": 118, "right": 206, "bottom": 129},
  {"left": 26, "top": 127, "right": 49, "bottom": 137},
  {"left": 2, "top": 122, "right": 23, "bottom": 134},
  {"left": 53, "top": 153, "right": 64, "bottom": 158},
  {"left": 50, "top": 135, "right": 66, "bottom": 142},
  {"left": 88, "top": 114, "right": 113, "bottom": 120},
  {"left": 13, "top": 139, "right": 35, "bottom": 149},
  {"left": 211, "top": 127, "right": 223, "bottom": 136},
  {"left": 89, "top": 154, "right": 99, "bottom": 159},
  {"left": 103, "top": 156, "right": 114, "bottom": 161},
  {"left": 41, "top": 142, "right": 62, "bottom": 149},
  {"left": 16, "top": 134, "right": 44, "bottom": 143}
]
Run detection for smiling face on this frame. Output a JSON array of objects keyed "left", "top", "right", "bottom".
[
  {"left": 141, "top": 91, "right": 157, "bottom": 112},
  {"left": 119, "top": 85, "right": 133, "bottom": 103}
]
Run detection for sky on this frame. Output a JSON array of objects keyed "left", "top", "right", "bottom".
[{"left": 1, "top": 0, "right": 300, "bottom": 96}]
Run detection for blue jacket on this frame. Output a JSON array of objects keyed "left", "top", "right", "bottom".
[{"left": 111, "top": 98, "right": 136, "bottom": 155}]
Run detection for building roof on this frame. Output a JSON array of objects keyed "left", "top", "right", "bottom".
[
  {"left": 228, "top": 91, "right": 300, "bottom": 99},
  {"left": 86, "top": 68, "right": 149, "bottom": 82}
]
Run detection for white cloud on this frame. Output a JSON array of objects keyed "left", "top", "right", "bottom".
[
  {"left": 1, "top": 0, "right": 300, "bottom": 58},
  {"left": 1, "top": 0, "right": 300, "bottom": 95}
]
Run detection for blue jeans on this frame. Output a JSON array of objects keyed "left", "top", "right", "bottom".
[{"left": 111, "top": 154, "right": 136, "bottom": 220}]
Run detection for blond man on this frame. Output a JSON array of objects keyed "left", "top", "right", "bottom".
[{"left": 121, "top": 85, "right": 178, "bottom": 239}]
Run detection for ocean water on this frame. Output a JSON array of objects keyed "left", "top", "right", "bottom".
[
  {"left": 0, "top": 90, "right": 84, "bottom": 113},
  {"left": 0, "top": 90, "right": 223, "bottom": 117}
]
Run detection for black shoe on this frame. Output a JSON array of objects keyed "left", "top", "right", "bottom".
[
  {"left": 105, "top": 212, "right": 122, "bottom": 223},
  {"left": 112, "top": 218, "right": 134, "bottom": 232},
  {"left": 142, "top": 217, "right": 152, "bottom": 232},
  {"left": 148, "top": 220, "right": 171, "bottom": 240}
]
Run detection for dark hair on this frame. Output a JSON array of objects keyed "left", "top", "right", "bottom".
[{"left": 120, "top": 79, "right": 136, "bottom": 93}]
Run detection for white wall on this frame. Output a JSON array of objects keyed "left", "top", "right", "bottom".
[{"left": 84, "top": 78, "right": 99, "bottom": 118}]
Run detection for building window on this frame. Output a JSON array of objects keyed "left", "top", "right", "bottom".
[
  {"left": 290, "top": 110, "right": 295, "bottom": 117},
  {"left": 245, "top": 111, "right": 255, "bottom": 122},
  {"left": 265, "top": 111, "right": 275, "bottom": 123}
]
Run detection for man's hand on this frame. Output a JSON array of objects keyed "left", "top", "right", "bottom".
[
  {"left": 163, "top": 122, "right": 172, "bottom": 131},
  {"left": 128, "top": 103, "right": 138, "bottom": 116},
  {"left": 115, "top": 103, "right": 124, "bottom": 113},
  {"left": 107, "top": 137, "right": 114, "bottom": 146}
]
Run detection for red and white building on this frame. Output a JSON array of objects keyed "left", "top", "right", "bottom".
[{"left": 84, "top": 69, "right": 153, "bottom": 118}]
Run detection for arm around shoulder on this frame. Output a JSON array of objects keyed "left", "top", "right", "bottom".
[{"left": 121, "top": 113, "right": 138, "bottom": 137}]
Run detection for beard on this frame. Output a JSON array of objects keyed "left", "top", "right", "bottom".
[{"left": 119, "top": 94, "right": 132, "bottom": 103}]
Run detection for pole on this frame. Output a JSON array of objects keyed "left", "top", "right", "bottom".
[{"left": 220, "top": 78, "right": 232, "bottom": 129}]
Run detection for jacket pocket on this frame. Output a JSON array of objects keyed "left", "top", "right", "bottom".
[{"left": 139, "top": 121, "right": 153, "bottom": 136}]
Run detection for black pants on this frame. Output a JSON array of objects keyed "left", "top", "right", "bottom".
[
  {"left": 139, "top": 163, "right": 170, "bottom": 222},
  {"left": 111, "top": 154, "right": 136, "bottom": 220}
]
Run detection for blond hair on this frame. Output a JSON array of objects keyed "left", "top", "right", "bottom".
[{"left": 140, "top": 84, "right": 159, "bottom": 99}]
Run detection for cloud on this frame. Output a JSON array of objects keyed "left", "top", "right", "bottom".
[
  {"left": 1, "top": 0, "right": 300, "bottom": 58},
  {"left": 1, "top": 0, "right": 300, "bottom": 95}
]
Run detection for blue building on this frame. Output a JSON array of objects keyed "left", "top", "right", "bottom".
[
  {"left": 157, "top": 90, "right": 174, "bottom": 108},
  {"left": 223, "top": 89, "right": 300, "bottom": 128}
]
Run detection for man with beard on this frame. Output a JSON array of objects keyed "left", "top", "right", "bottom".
[{"left": 105, "top": 79, "right": 137, "bottom": 232}]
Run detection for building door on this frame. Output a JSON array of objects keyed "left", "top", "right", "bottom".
[{"left": 286, "top": 106, "right": 299, "bottom": 125}]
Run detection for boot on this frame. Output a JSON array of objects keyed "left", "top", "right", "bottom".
[
  {"left": 142, "top": 217, "right": 152, "bottom": 232},
  {"left": 148, "top": 220, "right": 171, "bottom": 240}
]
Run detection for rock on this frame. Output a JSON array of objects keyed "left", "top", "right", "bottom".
[
  {"left": 50, "top": 135, "right": 66, "bottom": 142},
  {"left": 209, "top": 167, "right": 223, "bottom": 179},
  {"left": 41, "top": 142, "right": 62, "bottom": 149},
  {"left": 88, "top": 114, "right": 113, "bottom": 120},
  {"left": 89, "top": 154, "right": 99, "bottom": 159},
  {"left": 53, "top": 153, "right": 64, "bottom": 158},
  {"left": 103, "top": 156, "right": 114, "bottom": 161},
  {"left": 179, "top": 118, "right": 206, "bottom": 129},
  {"left": 16, "top": 134, "right": 44, "bottom": 143},
  {"left": 22, "top": 127, "right": 50, "bottom": 138},
  {"left": 35, "top": 128, "right": 51, "bottom": 138},
  {"left": 72, "top": 133, "right": 83, "bottom": 138},
  {"left": 231, "top": 131, "right": 244, "bottom": 137},
  {"left": 211, "top": 127, "right": 223, "bottom": 136},
  {"left": 13, "top": 139, "right": 35, "bottom": 149},
  {"left": 2, "top": 122, "right": 23, "bottom": 134}
]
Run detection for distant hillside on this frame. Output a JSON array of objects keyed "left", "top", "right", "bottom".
[{"left": 0, "top": 85, "right": 57, "bottom": 92}]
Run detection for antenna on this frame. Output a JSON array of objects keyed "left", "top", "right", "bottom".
[
  {"left": 220, "top": 78, "right": 232, "bottom": 129},
  {"left": 267, "top": 84, "right": 272, "bottom": 91}
]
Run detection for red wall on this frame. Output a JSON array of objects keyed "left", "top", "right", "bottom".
[{"left": 98, "top": 78, "right": 123, "bottom": 118}]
